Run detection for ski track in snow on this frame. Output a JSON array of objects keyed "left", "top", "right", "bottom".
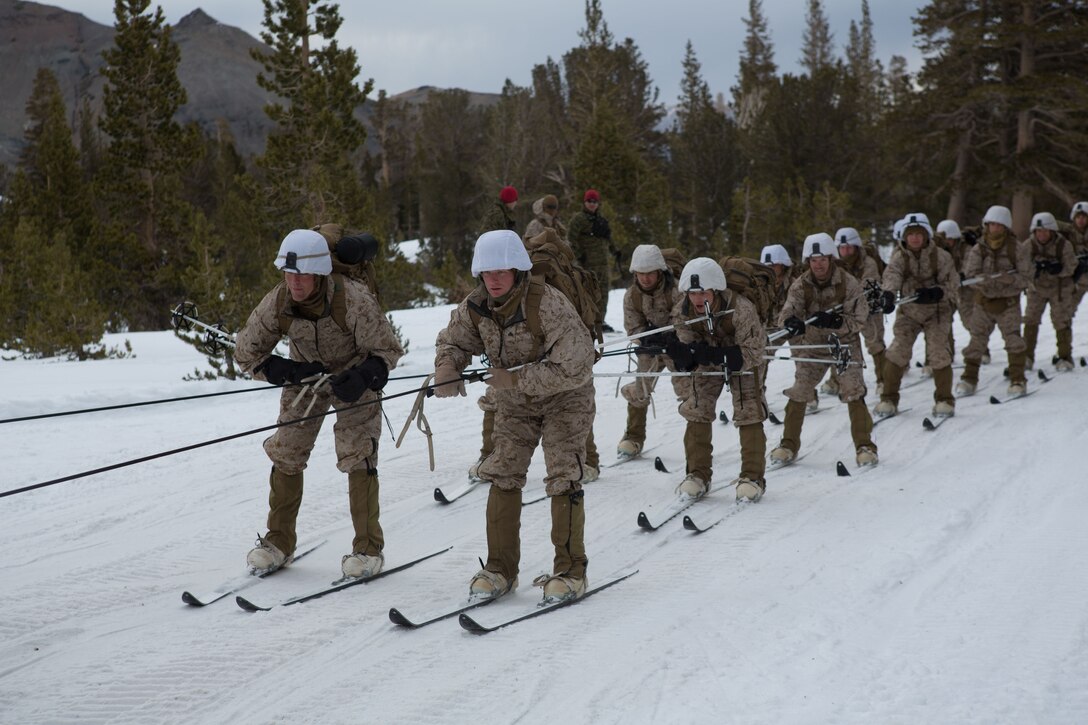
[{"left": 3, "top": 294, "right": 1088, "bottom": 723}]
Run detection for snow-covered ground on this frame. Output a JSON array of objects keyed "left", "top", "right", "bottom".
[{"left": 4, "top": 289, "right": 1088, "bottom": 724}]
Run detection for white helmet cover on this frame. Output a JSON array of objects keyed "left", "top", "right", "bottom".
[
  {"left": 1030, "top": 212, "right": 1058, "bottom": 232},
  {"left": 629, "top": 244, "right": 667, "bottom": 273},
  {"left": 982, "top": 205, "right": 1013, "bottom": 229},
  {"left": 678, "top": 257, "right": 727, "bottom": 292},
  {"left": 1070, "top": 202, "right": 1088, "bottom": 221},
  {"left": 471, "top": 230, "right": 533, "bottom": 276},
  {"left": 275, "top": 229, "right": 333, "bottom": 275},
  {"left": 936, "top": 220, "right": 962, "bottom": 239},
  {"left": 901, "top": 212, "right": 933, "bottom": 239},
  {"left": 892, "top": 218, "right": 906, "bottom": 242},
  {"left": 760, "top": 244, "right": 793, "bottom": 267},
  {"left": 834, "top": 227, "right": 862, "bottom": 248},
  {"left": 802, "top": 233, "right": 839, "bottom": 262}
]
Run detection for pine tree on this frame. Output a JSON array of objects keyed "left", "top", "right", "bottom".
[
  {"left": 801, "top": 0, "right": 835, "bottom": 75},
  {"left": 414, "top": 89, "right": 489, "bottom": 267},
  {"left": 93, "top": 0, "right": 199, "bottom": 330},
  {"left": 0, "top": 68, "right": 106, "bottom": 356},
  {"left": 670, "top": 41, "right": 737, "bottom": 253},
  {"left": 252, "top": 0, "right": 373, "bottom": 229},
  {"left": 733, "top": 0, "right": 777, "bottom": 129}
]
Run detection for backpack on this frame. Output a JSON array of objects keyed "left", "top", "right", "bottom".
[
  {"left": 314, "top": 223, "right": 381, "bottom": 301},
  {"left": 717, "top": 255, "right": 778, "bottom": 324},
  {"left": 863, "top": 242, "right": 886, "bottom": 277},
  {"left": 660, "top": 248, "right": 687, "bottom": 284},
  {"left": 523, "top": 229, "right": 604, "bottom": 343}
]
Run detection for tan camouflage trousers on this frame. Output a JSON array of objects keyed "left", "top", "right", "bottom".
[
  {"left": 260, "top": 386, "right": 383, "bottom": 557},
  {"left": 677, "top": 366, "right": 767, "bottom": 482},
  {"left": 783, "top": 339, "right": 868, "bottom": 404},
  {"left": 884, "top": 309, "right": 954, "bottom": 370},
  {"left": 1023, "top": 287, "right": 1074, "bottom": 333},
  {"left": 263, "top": 386, "right": 382, "bottom": 474},
  {"left": 957, "top": 288, "right": 988, "bottom": 359},
  {"left": 962, "top": 295, "right": 1025, "bottom": 383},
  {"left": 619, "top": 353, "right": 686, "bottom": 445},
  {"left": 478, "top": 384, "right": 595, "bottom": 496}
]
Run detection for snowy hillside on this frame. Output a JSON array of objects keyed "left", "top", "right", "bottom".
[{"left": 3, "top": 290, "right": 1088, "bottom": 724}]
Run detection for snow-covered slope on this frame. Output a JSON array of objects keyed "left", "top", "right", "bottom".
[{"left": 3, "top": 291, "right": 1087, "bottom": 724}]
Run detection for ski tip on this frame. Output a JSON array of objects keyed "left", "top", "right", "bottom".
[
  {"left": 1038, "top": 370, "right": 1050, "bottom": 382},
  {"left": 682, "top": 515, "right": 698, "bottom": 531},
  {"left": 836, "top": 461, "right": 851, "bottom": 477},
  {"left": 768, "top": 412, "right": 782, "bottom": 425},
  {"left": 235, "top": 595, "right": 268, "bottom": 613},
  {"left": 653, "top": 456, "right": 669, "bottom": 473},
  {"left": 922, "top": 418, "right": 935, "bottom": 431},
  {"left": 989, "top": 395, "right": 1002, "bottom": 405},
  {"left": 718, "top": 410, "right": 729, "bottom": 423},
  {"left": 1080, "top": 356, "right": 1086, "bottom": 367},
  {"left": 458, "top": 612, "right": 490, "bottom": 634},
  {"left": 181, "top": 591, "right": 204, "bottom": 607},
  {"left": 433, "top": 488, "right": 449, "bottom": 504},
  {"left": 388, "top": 608, "right": 416, "bottom": 628},
  {"left": 636, "top": 511, "right": 655, "bottom": 530}
]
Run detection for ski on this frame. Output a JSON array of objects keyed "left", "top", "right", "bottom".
[
  {"left": 682, "top": 499, "right": 751, "bottom": 533},
  {"left": 767, "top": 453, "right": 807, "bottom": 471},
  {"left": 636, "top": 491, "right": 704, "bottom": 531},
  {"left": 181, "top": 538, "right": 327, "bottom": 607},
  {"left": 988, "top": 390, "right": 1037, "bottom": 405},
  {"left": 389, "top": 594, "right": 502, "bottom": 629},
  {"left": 872, "top": 407, "right": 912, "bottom": 427},
  {"left": 1037, "top": 370, "right": 1053, "bottom": 383},
  {"left": 836, "top": 460, "right": 878, "bottom": 477},
  {"left": 602, "top": 444, "right": 659, "bottom": 469},
  {"left": 522, "top": 487, "right": 550, "bottom": 506},
  {"left": 922, "top": 415, "right": 953, "bottom": 431},
  {"left": 718, "top": 410, "right": 730, "bottom": 424},
  {"left": 458, "top": 568, "right": 638, "bottom": 634},
  {"left": 434, "top": 479, "right": 486, "bottom": 505},
  {"left": 235, "top": 546, "right": 451, "bottom": 612}
]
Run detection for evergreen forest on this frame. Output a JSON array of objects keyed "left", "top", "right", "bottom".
[{"left": 1, "top": 0, "right": 1085, "bottom": 363}]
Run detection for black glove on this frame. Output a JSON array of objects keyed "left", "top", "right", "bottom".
[
  {"left": 914, "top": 286, "right": 944, "bottom": 304},
  {"left": 959, "top": 271, "right": 966, "bottom": 283},
  {"left": 1075, "top": 257, "right": 1088, "bottom": 282},
  {"left": 329, "top": 357, "right": 389, "bottom": 402},
  {"left": 691, "top": 342, "right": 725, "bottom": 366},
  {"left": 811, "top": 311, "right": 844, "bottom": 328},
  {"left": 666, "top": 338, "right": 696, "bottom": 372},
  {"left": 256, "top": 355, "right": 326, "bottom": 386},
  {"left": 641, "top": 331, "right": 667, "bottom": 349},
  {"left": 783, "top": 316, "right": 806, "bottom": 337},
  {"left": 962, "top": 229, "right": 979, "bottom": 246},
  {"left": 591, "top": 215, "right": 611, "bottom": 239},
  {"left": 880, "top": 290, "right": 897, "bottom": 314}
]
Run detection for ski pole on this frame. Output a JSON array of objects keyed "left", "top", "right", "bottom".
[
  {"left": 596, "top": 310, "right": 736, "bottom": 351},
  {"left": 171, "top": 302, "right": 236, "bottom": 348}
]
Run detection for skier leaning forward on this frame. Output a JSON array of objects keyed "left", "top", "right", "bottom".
[
  {"left": 616, "top": 244, "right": 685, "bottom": 459},
  {"left": 876, "top": 212, "right": 960, "bottom": 419},
  {"left": 235, "top": 229, "right": 404, "bottom": 579},
  {"left": 665, "top": 257, "right": 769, "bottom": 502},
  {"left": 770, "top": 233, "right": 878, "bottom": 468},
  {"left": 433, "top": 230, "right": 596, "bottom": 604}
]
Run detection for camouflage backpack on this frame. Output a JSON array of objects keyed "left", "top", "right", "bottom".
[
  {"left": 524, "top": 229, "right": 604, "bottom": 343},
  {"left": 717, "top": 255, "right": 778, "bottom": 324},
  {"left": 660, "top": 247, "right": 688, "bottom": 284}
]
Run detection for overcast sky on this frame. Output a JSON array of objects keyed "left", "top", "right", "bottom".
[{"left": 47, "top": 1, "right": 926, "bottom": 103}]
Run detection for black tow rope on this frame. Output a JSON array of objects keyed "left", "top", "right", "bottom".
[
  {"left": 0, "top": 377, "right": 466, "bottom": 499},
  {"left": 0, "top": 372, "right": 437, "bottom": 426}
]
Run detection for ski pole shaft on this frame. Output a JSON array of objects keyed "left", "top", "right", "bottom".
[{"left": 596, "top": 310, "right": 735, "bottom": 351}]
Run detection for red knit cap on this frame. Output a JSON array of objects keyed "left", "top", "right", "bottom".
[
  {"left": 499, "top": 186, "right": 518, "bottom": 204},
  {"left": 584, "top": 189, "right": 600, "bottom": 202}
]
